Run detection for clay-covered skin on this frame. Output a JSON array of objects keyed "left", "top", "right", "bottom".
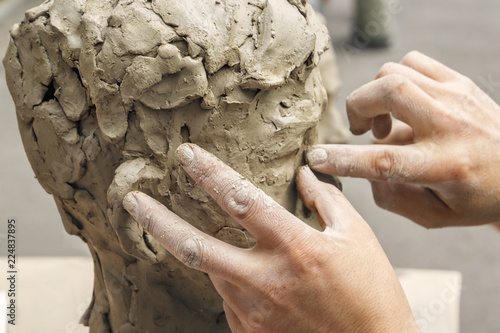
[{"left": 3, "top": 0, "right": 344, "bottom": 331}]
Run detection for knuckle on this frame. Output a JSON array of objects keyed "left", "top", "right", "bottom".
[
  {"left": 372, "top": 150, "right": 399, "bottom": 181},
  {"left": 246, "top": 299, "right": 276, "bottom": 329},
  {"left": 446, "top": 156, "right": 471, "bottom": 182},
  {"left": 379, "top": 74, "right": 408, "bottom": 109},
  {"left": 376, "top": 62, "right": 399, "bottom": 79},
  {"left": 387, "top": 73, "right": 408, "bottom": 94},
  {"left": 457, "top": 74, "right": 474, "bottom": 87},
  {"left": 221, "top": 181, "right": 263, "bottom": 221},
  {"left": 346, "top": 91, "right": 358, "bottom": 112},
  {"left": 287, "top": 237, "right": 326, "bottom": 272},
  {"left": 175, "top": 236, "right": 206, "bottom": 269},
  {"left": 401, "top": 50, "right": 421, "bottom": 65}
]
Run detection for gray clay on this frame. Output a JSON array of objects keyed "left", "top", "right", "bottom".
[{"left": 3, "top": 0, "right": 347, "bottom": 331}]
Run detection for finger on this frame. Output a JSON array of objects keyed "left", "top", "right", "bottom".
[
  {"left": 215, "top": 280, "right": 254, "bottom": 333},
  {"left": 372, "top": 114, "right": 392, "bottom": 139},
  {"left": 399, "top": 51, "right": 461, "bottom": 82},
  {"left": 306, "top": 144, "right": 439, "bottom": 184},
  {"left": 223, "top": 301, "right": 245, "bottom": 333},
  {"left": 216, "top": 278, "right": 264, "bottom": 333},
  {"left": 210, "top": 274, "right": 243, "bottom": 300},
  {"left": 375, "top": 61, "right": 444, "bottom": 98},
  {"left": 374, "top": 120, "right": 414, "bottom": 145},
  {"left": 346, "top": 74, "right": 442, "bottom": 136},
  {"left": 296, "top": 166, "right": 360, "bottom": 230},
  {"left": 371, "top": 181, "right": 455, "bottom": 228},
  {"left": 123, "top": 191, "right": 248, "bottom": 279},
  {"left": 175, "top": 143, "right": 306, "bottom": 244}
]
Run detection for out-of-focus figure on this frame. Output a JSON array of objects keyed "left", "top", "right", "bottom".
[{"left": 310, "top": 0, "right": 392, "bottom": 47}]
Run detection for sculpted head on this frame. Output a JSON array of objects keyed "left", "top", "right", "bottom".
[{"left": 4, "top": 0, "right": 331, "bottom": 330}]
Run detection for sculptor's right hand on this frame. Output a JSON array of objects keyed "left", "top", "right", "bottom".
[
  {"left": 307, "top": 51, "right": 500, "bottom": 228},
  {"left": 122, "top": 144, "right": 419, "bottom": 333}
]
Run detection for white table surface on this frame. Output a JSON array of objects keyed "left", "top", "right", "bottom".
[{"left": 0, "top": 257, "right": 461, "bottom": 333}]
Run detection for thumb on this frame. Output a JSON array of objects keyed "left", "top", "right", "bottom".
[
  {"left": 370, "top": 181, "right": 455, "bottom": 228},
  {"left": 373, "top": 120, "right": 414, "bottom": 146},
  {"left": 296, "top": 166, "right": 362, "bottom": 231}
]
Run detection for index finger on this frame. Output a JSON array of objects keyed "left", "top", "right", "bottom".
[
  {"left": 123, "top": 191, "right": 249, "bottom": 280},
  {"left": 175, "top": 143, "right": 306, "bottom": 244},
  {"left": 346, "top": 74, "right": 442, "bottom": 137},
  {"left": 306, "top": 144, "right": 443, "bottom": 185},
  {"left": 400, "top": 51, "right": 462, "bottom": 82}
]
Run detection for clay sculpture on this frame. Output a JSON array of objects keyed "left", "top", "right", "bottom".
[{"left": 3, "top": 0, "right": 346, "bottom": 331}]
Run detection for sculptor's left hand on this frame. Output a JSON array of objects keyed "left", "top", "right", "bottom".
[{"left": 123, "top": 144, "right": 419, "bottom": 333}]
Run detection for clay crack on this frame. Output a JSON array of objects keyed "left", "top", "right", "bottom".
[
  {"left": 93, "top": 34, "right": 106, "bottom": 63},
  {"left": 122, "top": 274, "right": 138, "bottom": 291},
  {"left": 248, "top": 0, "right": 266, "bottom": 10},
  {"left": 62, "top": 206, "right": 85, "bottom": 231},
  {"left": 9, "top": 38, "right": 24, "bottom": 81},
  {"left": 142, "top": 230, "right": 158, "bottom": 256},
  {"left": 30, "top": 125, "right": 39, "bottom": 144},
  {"left": 110, "top": 0, "right": 120, "bottom": 10},
  {"left": 72, "top": 67, "right": 86, "bottom": 89},
  {"left": 287, "top": 0, "right": 308, "bottom": 19},
  {"left": 41, "top": 81, "right": 57, "bottom": 104},
  {"left": 237, "top": 34, "right": 255, "bottom": 49},
  {"left": 150, "top": 4, "right": 179, "bottom": 29}
]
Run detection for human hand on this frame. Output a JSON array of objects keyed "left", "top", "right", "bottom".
[
  {"left": 123, "top": 144, "right": 418, "bottom": 333},
  {"left": 306, "top": 51, "right": 500, "bottom": 228},
  {"left": 493, "top": 222, "right": 500, "bottom": 231}
]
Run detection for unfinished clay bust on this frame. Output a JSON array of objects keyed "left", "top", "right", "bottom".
[{"left": 3, "top": 0, "right": 345, "bottom": 331}]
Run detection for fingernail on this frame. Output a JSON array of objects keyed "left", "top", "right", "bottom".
[
  {"left": 299, "top": 165, "right": 316, "bottom": 178},
  {"left": 175, "top": 144, "right": 195, "bottom": 166},
  {"left": 122, "top": 192, "right": 138, "bottom": 215},
  {"left": 306, "top": 148, "right": 327, "bottom": 166}
]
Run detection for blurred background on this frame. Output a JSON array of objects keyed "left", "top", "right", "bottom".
[{"left": 1, "top": 0, "right": 500, "bottom": 331}]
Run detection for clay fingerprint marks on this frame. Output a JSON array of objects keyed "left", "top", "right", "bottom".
[
  {"left": 3, "top": 0, "right": 88, "bottom": 123},
  {"left": 304, "top": 2, "right": 330, "bottom": 65},
  {"left": 107, "top": 159, "right": 168, "bottom": 264},
  {"left": 134, "top": 104, "right": 170, "bottom": 158},
  {"left": 287, "top": 0, "right": 309, "bottom": 13},
  {"left": 3, "top": 38, "right": 25, "bottom": 119},
  {"left": 53, "top": 68, "right": 89, "bottom": 122},
  {"left": 120, "top": 44, "right": 208, "bottom": 110},
  {"left": 3, "top": 2, "right": 89, "bottom": 199},
  {"left": 3, "top": 21, "right": 52, "bottom": 122},
  {"left": 79, "top": 1, "right": 125, "bottom": 144},
  {"left": 109, "top": 1, "right": 175, "bottom": 56},
  {"left": 95, "top": 0, "right": 176, "bottom": 83},
  {"left": 30, "top": 100, "right": 86, "bottom": 199},
  {"left": 89, "top": 0, "right": 211, "bottom": 143},
  {"left": 82, "top": 0, "right": 167, "bottom": 144},
  {"left": 152, "top": 0, "right": 232, "bottom": 74},
  {"left": 241, "top": 0, "right": 317, "bottom": 89},
  {"left": 44, "top": 0, "right": 89, "bottom": 122},
  {"left": 76, "top": 0, "right": 129, "bottom": 145},
  {"left": 49, "top": 0, "right": 84, "bottom": 56}
]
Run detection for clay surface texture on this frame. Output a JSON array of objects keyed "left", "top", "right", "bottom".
[{"left": 3, "top": 0, "right": 343, "bottom": 331}]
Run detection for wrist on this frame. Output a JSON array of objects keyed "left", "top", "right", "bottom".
[{"left": 355, "top": 304, "right": 420, "bottom": 333}]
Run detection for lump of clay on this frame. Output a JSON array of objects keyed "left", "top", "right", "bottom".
[{"left": 3, "top": 0, "right": 346, "bottom": 331}]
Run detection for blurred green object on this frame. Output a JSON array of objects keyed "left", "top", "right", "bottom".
[
  {"left": 309, "top": 0, "right": 324, "bottom": 12},
  {"left": 354, "top": 0, "right": 392, "bottom": 47}
]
